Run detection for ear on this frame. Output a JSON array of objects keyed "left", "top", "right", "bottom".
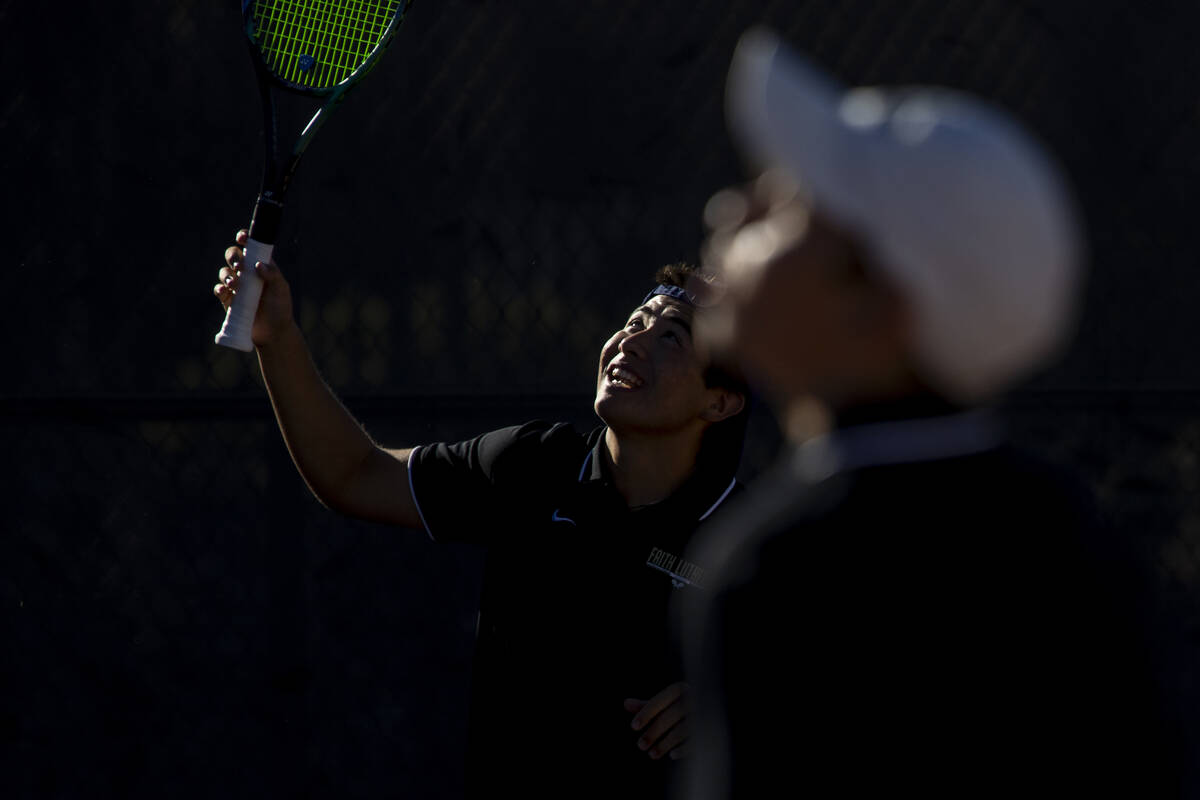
[{"left": 700, "top": 388, "right": 746, "bottom": 424}]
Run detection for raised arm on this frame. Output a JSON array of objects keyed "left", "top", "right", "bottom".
[{"left": 214, "top": 230, "right": 424, "bottom": 530}]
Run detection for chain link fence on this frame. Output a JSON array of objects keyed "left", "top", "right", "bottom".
[{"left": 5, "top": 0, "right": 1200, "bottom": 796}]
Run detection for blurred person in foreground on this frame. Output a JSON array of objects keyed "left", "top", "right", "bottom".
[
  {"left": 213, "top": 248, "right": 748, "bottom": 798},
  {"left": 677, "top": 28, "right": 1182, "bottom": 799}
]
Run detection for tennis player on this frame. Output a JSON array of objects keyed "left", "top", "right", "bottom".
[
  {"left": 213, "top": 252, "right": 748, "bottom": 798},
  {"left": 677, "top": 29, "right": 1180, "bottom": 798}
]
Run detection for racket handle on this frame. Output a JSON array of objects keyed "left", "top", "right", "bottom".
[{"left": 214, "top": 238, "right": 274, "bottom": 351}]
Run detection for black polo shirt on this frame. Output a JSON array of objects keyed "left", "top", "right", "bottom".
[
  {"left": 409, "top": 420, "right": 741, "bottom": 799},
  {"left": 680, "top": 408, "right": 1180, "bottom": 799}
]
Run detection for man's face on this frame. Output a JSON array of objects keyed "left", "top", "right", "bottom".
[
  {"left": 698, "top": 170, "right": 898, "bottom": 405},
  {"left": 594, "top": 294, "right": 716, "bottom": 437}
]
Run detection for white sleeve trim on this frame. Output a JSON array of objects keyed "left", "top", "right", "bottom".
[
  {"left": 407, "top": 444, "right": 437, "bottom": 542},
  {"left": 698, "top": 477, "right": 738, "bottom": 521}
]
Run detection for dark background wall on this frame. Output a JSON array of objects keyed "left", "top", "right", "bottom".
[{"left": 4, "top": 0, "right": 1200, "bottom": 796}]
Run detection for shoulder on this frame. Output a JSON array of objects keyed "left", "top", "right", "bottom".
[
  {"left": 947, "top": 444, "right": 1102, "bottom": 535},
  {"left": 407, "top": 421, "right": 595, "bottom": 543},
  {"left": 413, "top": 419, "right": 587, "bottom": 475},
  {"left": 847, "top": 442, "right": 1098, "bottom": 518},
  {"left": 485, "top": 420, "right": 593, "bottom": 475},
  {"left": 407, "top": 421, "right": 592, "bottom": 516}
]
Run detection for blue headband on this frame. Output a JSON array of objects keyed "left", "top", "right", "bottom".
[{"left": 642, "top": 284, "right": 696, "bottom": 306}]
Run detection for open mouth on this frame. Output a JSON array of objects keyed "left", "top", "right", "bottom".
[{"left": 606, "top": 363, "right": 644, "bottom": 389}]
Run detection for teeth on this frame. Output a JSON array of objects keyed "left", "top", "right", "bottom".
[{"left": 608, "top": 366, "right": 643, "bottom": 387}]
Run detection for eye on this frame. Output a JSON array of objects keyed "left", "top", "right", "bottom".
[
  {"left": 626, "top": 317, "right": 645, "bottom": 331},
  {"left": 662, "top": 328, "right": 688, "bottom": 347}
]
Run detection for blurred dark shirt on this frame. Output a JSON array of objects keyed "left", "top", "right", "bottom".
[{"left": 679, "top": 406, "right": 1181, "bottom": 798}]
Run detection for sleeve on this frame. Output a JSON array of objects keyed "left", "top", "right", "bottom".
[{"left": 407, "top": 420, "right": 582, "bottom": 547}]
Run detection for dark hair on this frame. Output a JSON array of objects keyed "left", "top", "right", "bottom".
[
  {"left": 654, "top": 262, "right": 752, "bottom": 479},
  {"left": 654, "top": 262, "right": 748, "bottom": 391}
]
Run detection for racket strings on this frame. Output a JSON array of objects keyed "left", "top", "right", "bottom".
[{"left": 252, "top": 0, "right": 401, "bottom": 89}]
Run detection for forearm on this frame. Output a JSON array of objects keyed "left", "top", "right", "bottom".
[
  {"left": 214, "top": 236, "right": 419, "bottom": 526},
  {"left": 255, "top": 320, "right": 381, "bottom": 511}
]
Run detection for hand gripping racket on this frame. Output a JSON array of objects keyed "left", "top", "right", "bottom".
[{"left": 215, "top": 0, "right": 413, "bottom": 351}]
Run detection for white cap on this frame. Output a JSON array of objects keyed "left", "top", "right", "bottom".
[{"left": 725, "top": 28, "right": 1084, "bottom": 403}]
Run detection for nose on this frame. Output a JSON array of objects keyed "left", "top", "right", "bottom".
[{"left": 618, "top": 327, "right": 650, "bottom": 358}]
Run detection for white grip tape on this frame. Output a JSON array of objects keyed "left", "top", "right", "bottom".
[{"left": 214, "top": 239, "right": 274, "bottom": 352}]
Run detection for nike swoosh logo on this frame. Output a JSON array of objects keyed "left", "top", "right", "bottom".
[{"left": 550, "top": 509, "right": 576, "bottom": 525}]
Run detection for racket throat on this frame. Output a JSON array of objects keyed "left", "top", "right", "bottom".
[{"left": 248, "top": 192, "right": 285, "bottom": 245}]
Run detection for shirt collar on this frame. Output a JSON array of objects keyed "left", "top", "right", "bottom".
[
  {"left": 793, "top": 406, "right": 1001, "bottom": 484},
  {"left": 577, "top": 427, "right": 739, "bottom": 522}
]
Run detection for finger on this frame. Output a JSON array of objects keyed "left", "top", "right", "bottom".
[
  {"left": 235, "top": 229, "right": 248, "bottom": 245},
  {"left": 224, "top": 245, "right": 243, "bottom": 269},
  {"left": 219, "top": 265, "right": 239, "bottom": 289},
  {"left": 214, "top": 283, "right": 232, "bottom": 309},
  {"left": 253, "top": 260, "right": 278, "bottom": 284},
  {"left": 630, "top": 682, "right": 687, "bottom": 732},
  {"left": 645, "top": 721, "right": 689, "bottom": 761},
  {"left": 636, "top": 702, "right": 686, "bottom": 752},
  {"left": 623, "top": 698, "right": 646, "bottom": 714}
]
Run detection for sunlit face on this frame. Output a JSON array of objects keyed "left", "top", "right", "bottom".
[
  {"left": 698, "top": 170, "right": 900, "bottom": 405},
  {"left": 594, "top": 294, "right": 717, "bottom": 437}
]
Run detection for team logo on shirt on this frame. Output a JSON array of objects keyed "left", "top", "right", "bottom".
[{"left": 645, "top": 546, "right": 707, "bottom": 590}]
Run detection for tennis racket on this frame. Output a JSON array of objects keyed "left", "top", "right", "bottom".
[{"left": 215, "top": 0, "right": 413, "bottom": 351}]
